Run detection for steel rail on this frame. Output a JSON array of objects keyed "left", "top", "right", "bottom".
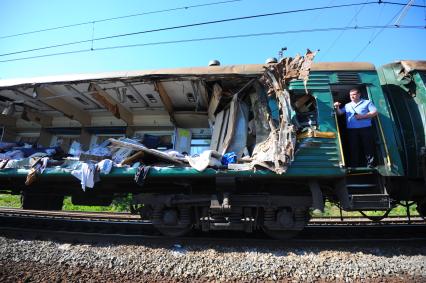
[{"left": 0, "top": 208, "right": 425, "bottom": 243}]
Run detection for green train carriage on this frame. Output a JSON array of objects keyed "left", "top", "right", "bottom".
[{"left": 0, "top": 59, "right": 424, "bottom": 238}]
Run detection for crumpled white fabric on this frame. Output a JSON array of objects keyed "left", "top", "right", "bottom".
[
  {"left": 71, "top": 162, "right": 96, "bottom": 191},
  {"left": 185, "top": 150, "right": 222, "bottom": 172},
  {"left": 71, "top": 159, "right": 114, "bottom": 191}
]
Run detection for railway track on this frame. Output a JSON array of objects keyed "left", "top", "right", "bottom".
[{"left": 0, "top": 207, "right": 425, "bottom": 244}]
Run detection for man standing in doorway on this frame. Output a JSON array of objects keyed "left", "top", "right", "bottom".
[{"left": 334, "top": 88, "right": 378, "bottom": 168}]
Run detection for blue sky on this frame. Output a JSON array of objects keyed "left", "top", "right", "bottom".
[{"left": 0, "top": 0, "right": 425, "bottom": 79}]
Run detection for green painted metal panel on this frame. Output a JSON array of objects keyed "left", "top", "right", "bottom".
[
  {"left": 378, "top": 64, "right": 426, "bottom": 178},
  {"left": 360, "top": 71, "right": 404, "bottom": 176},
  {"left": 0, "top": 165, "right": 344, "bottom": 180},
  {"left": 289, "top": 74, "right": 345, "bottom": 177}
]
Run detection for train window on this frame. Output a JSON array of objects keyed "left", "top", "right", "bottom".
[
  {"left": 291, "top": 93, "right": 318, "bottom": 129},
  {"left": 133, "top": 131, "right": 174, "bottom": 150},
  {"left": 190, "top": 138, "right": 211, "bottom": 155},
  {"left": 16, "top": 135, "right": 39, "bottom": 144},
  {"left": 50, "top": 135, "right": 80, "bottom": 152}
]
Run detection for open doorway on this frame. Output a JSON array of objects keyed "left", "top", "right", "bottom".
[{"left": 332, "top": 85, "right": 383, "bottom": 168}]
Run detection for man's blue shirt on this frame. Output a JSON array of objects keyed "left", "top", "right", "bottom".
[{"left": 340, "top": 99, "right": 377, "bottom": 129}]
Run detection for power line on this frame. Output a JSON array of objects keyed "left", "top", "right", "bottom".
[
  {"left": 394, "top": 0, "right": 415, "bottom": 26},
  {"left": 0, "top": 25, "right": 422, "bottom": 64},
  {"left": 319, "top": 0, "right": 370, "bottom": 61},
  {"left": 1, "top": 0, "right": 424, "bottom": 43},
  {"left": 383, "top": 1, "right": 426, "bottom": 8},
  {"left": 0, "top": 2, "right": 381, "bottom": 58},
  {"left": 0, "top": 0, "right": 243, "bottom": 40},
  {"left": 352, "top": 1, "right": 408, "bottom": 60},
  {"left": 2, "top": 1, "right": 425, "bottom": 59}
]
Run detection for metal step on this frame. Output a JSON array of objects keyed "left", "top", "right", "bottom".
[
  {"left": 346, "top": 183, "right": 377, "bottom": 189},
  {"left": 348, "top": 194, "right": 391, "bottom": 211}
]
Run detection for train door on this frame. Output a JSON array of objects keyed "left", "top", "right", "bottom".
[{"left": 331, "top": 85, "right": 384, "bottom": 168}]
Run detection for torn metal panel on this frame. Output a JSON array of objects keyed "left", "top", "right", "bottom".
[
  {"left": 220, "top": 94, "right": 238, "bottom": 155},
  {"left": 400, "top": 60, "right": 426, "bottom": 73},
  {"left": 224, "top": 100, "right": 249, "bottom": 157},
  {"left": 251, "top": 50, "right": 317, "bottom": 174},
  {"left": 250, "top": 82, "right": 270, "bottom": 144}
]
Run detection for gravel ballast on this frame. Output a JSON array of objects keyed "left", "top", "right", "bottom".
[{"left": 0, "top": 236, "right": 425, "bottom": 282}]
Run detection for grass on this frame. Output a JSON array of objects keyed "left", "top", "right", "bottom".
[
  {"left": 0, "top": 194, "right": 21, "bottom": 208},
  {"left": 0, "top": 194, "right": 420, "bottom": 217},
  {"left": 0, "top": 194, "right": 131, "bottom": 212},
  {"left": 62, "top": 195, "right": 132, "bottom": 212},
  {"left": 320, "top": 200, "right": 419, "bottom": 217}
]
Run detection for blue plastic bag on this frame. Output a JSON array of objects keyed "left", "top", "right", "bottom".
[{"left": 221, "top": 152, "right": 237, "bottom": 165}]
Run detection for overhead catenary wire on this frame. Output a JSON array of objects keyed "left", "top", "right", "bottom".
[
  {"left": 319, "top": 0, "right": 370, "bottom": 61},
  {"left": 351, "top": 1, "right": 409, "bottom": 61},
  {"left": 0, "top": 1, "right": 404, "bottom": 58},
  {"left": 394, "top": 0, "right": 415, "bottom": 26},
  {"left": 0, "top": 0, "right": 423, "bottom": 42},
  {"left": 1, "top": 1, "right": 425, "bottom": 59},
  {"left": 0, "top": 25, "right": 422, "bottom": 64},
  {"left": 0, "top": 0, "right": 243, "bottom": 40}
]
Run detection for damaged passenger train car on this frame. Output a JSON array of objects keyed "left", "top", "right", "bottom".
[{"left": 0, "top": 53, "right": 425, "bottom": 238}]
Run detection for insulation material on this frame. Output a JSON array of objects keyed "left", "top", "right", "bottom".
[
  {"left": 186, "top": 150, "right": 222, "bottom": 172},
  {"left": 249, "top": 84, "right": 271, "bottom": 145},
  {"left": 250, "top": 50, "right": 317, "bottom": 174},
  {"left": 225, "top": 100, "right": 249, "bottom": 157}
]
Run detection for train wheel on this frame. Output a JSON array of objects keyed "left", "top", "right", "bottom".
[
  {"left": 262, "top": 207, "right": 308, "bottom": 239},
  {"left": 153, "top": 207, "right": 193, "bottom": 237}
]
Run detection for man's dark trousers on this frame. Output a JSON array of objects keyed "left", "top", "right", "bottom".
[{"left": 347, "top": 126, "right": 375, "bottom": 167}]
